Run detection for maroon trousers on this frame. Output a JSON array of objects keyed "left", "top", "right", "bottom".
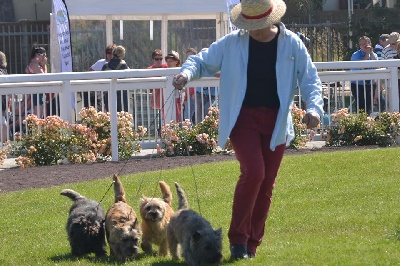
[{"left": 228, "top": 107, "right": 286, "bottom": 255}]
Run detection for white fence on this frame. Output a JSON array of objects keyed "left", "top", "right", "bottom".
[{"left": 1, "top": 60, "right": 399, "bottom": 161}]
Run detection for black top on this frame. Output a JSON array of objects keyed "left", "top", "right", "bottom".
[
  {"left": 102, "top": 59, "right": 129, "bottom": 71},
  {"left": 242, "top": 28, "right": 280, "bottom": 108}
]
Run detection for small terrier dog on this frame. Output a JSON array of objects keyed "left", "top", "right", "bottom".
[
  {"left": 167, "top": 182, "right": 223, "bottom": 265},
  {"left": 60, "top": 189, "right": 107, "bottom": 257},
  {"left": 139, "top": 181, "right": 174, "bottom": 256},
  {"left": 105, "top": 174, "right": 142, "bottom": 262}
]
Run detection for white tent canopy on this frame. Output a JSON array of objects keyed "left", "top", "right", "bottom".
[
  {"left": 65, "top": 0, "right": 228, "bottom": 18},
  {"left": 61, "top": 0, "right": 229, "bottom": 60}
]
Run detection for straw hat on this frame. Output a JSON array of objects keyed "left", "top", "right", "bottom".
[{"left": 230, "top": 0, "right": 287, "bottom": 31}]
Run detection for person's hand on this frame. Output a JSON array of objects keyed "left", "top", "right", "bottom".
[
  {"left": 173, "top": 73, "right": 188, "bottom": 90},
  {"left": 360, "top": 44, "right": 371, "bottom": 54},
  {"left": 304, "top": 112, "right": 320, "bottom": 129}
]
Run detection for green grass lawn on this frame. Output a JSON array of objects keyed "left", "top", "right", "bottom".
[{"left": 1, "top": 148, "right": 399, "bottom": 265}]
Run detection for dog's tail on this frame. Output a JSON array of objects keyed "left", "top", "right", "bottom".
[
  {"left": 60, "top": 189, "right": 86, "bottom": 201},
  {"left": 174, "top": 182, "right": 189, "bottom": 210},
  {"left": 159, "top": 181, "right": 172, "bottom": 206},
  {"left": 113, "top": 174, "right": 127, "bottom": 203}
]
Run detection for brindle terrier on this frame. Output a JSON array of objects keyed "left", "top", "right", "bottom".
[
  {"left": 139, "top": 181, "right": 174, "bottom": 256},
  {"left": 167, "top": 182, "right": 223, "bottom": 266},
  {"left": 105, "top": 174, "right": 142, "bottom": 262}
]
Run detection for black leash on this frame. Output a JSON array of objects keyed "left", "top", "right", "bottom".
[{"left": 97, "top": 89, "right": 204, "bottom": 217}]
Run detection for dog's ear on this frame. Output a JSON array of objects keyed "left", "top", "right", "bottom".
[
  {"left": 141, "top": 195, "right": 148, "bottom": 201},
  {"left": 215, "top": 228, "right": 222, "bottom": 237},
  {"left": 132, "top": 218, "right": 139, "bottom": 228}
]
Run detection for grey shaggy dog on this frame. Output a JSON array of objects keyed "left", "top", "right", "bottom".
[
  {"left": 60, "top": 189, "right": 106, "bottom": 257},
  {"left": 167, "top": 182, "right": 223, "bottom": 266}
]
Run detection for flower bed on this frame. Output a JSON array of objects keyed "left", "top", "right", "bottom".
[{"left": 8, "top": 107, "right": 147, "bottom": 167}]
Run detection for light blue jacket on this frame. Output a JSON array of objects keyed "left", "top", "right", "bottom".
[{"left": 181, "top": 23, "right": 323, "bottom": 150}]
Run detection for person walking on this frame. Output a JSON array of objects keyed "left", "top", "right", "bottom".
[{"left": 173, "top": 0, "right": 323, "bottom": 260}]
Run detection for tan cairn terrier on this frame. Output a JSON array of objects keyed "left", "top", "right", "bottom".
[
  {"left": 139, "top": 181, "right": 174, "bottom": 256},
  {"left": 105, "top": 174, "right": 141, "bottom": 262},
  {"left": 167, "top": 182, "right": 223, "bottom": 266}
]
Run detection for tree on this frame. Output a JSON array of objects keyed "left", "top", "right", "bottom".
[{"left": 285, "top": 0, "right": 326, "bottom": 12}]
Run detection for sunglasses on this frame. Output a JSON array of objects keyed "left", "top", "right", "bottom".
[
  {"left": 38, "top": 53, "right": 46, "bottom": 57},
  {"left": 153, "top": 57, "right": 163, "bottom": 61}
]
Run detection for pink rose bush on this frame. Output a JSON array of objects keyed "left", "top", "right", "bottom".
[{"left": 9, "top": 107, "right": 146, "bottom": 167}]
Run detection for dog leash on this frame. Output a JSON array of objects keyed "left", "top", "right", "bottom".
[
  {"left": 133, "top": 90, "right": 175, "bottom": 199},
  {"left": 96, "top": 180, "right": 115, "bottom": 211},
  {"left": 94, "top": 90, "right": 175, "bottom": 206},
  {"left": 97, "top": 88, "right": 205, "bottom": 217}
]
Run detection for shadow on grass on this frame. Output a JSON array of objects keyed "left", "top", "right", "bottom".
[{"left": 49, "top": 252, "right": 188, "bottom": 265}]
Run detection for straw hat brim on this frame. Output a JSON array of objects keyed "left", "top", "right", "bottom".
[{"left": 230, "top": 0, "right": 287, "bottom": 31}]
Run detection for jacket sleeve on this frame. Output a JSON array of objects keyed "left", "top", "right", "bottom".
[{"left": 294, "top": 39, "right": 324, "bottom": 117}]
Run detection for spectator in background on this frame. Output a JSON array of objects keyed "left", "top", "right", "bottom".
[
  {"left": 148, "top": 49, "right": 168, "bottom": 70},
  {"left": 148, "top": 49, "right": 167, "bottom": 135},
  {"left": 89, "top": 44, "right": 116, "bottom": 71},
  {"left": 86, "top": 43, "right": 116, "bottom": 109},
  {"left": 194, "top": 47, "right": 219, "bottom": 124},
  {"left": 382, "top": 32, "right": 399, "bottom": 60},
  {"left": 101, "top": 45, "right": 129, "bottom": 112},
  {"left": 392, "top": 41, "right": 400, "bottom": 110},
  {"left": 373, "top": 34, "right": 389, "bottom": 60},
  {"left": 0, "top": 51, "right": 8, "bottom": 142},
  {"left": 373, "top": 34, "right": 389, "bottom": 110},
  {"left": 26, "top": 46, "right": 47, "bottom": 117},
  {"left": 183, "top": 48, "right": 198, "bottom": 123},
  {"left": 195, "top": 86, "right": 217, "bottom": 124},
  {"left": 297, "top": 32, "right": 310, "bottom": 49},
  {"left": 350, "top": 36, "right": 378, "bottom": 115},
  {"left": 165, "top": 51, "right": 182, "bottom": 121},
  {"left": 185, "top": 47, "right": 197, "bottom": 60}
]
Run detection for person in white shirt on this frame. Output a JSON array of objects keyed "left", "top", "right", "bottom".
[
  {"left": 84, "top": 44, "right": 116, "bottom": 109},
  {"left": 373, "top": 33, "right": 389, "bottom": 60},
  {"left": 382, "top": 32, "right": 399, "bottom": 60}
]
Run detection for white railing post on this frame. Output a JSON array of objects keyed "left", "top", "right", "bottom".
[
  {"left": 59, "top": 80, "right": 73, "bottom": 123},
  {"left": 389, "top": 68, "right": 399, "bottom": 112},
  {"left": 110, "top": 78, "right": 119, "bottom": 161}
]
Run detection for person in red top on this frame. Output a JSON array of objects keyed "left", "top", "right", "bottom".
[
  {"left": 183, "top": 48, "right": 197, "bottom": 123},
  {"left": 26, "top": 46, "right": 47, "bottom": 117},
  {"left": 148, "top": 49, "right": 167, "bottom": 135},
  {"left": 165, "top": 51, "right": 182, "bottom": 121}
]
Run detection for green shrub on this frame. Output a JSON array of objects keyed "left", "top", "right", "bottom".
[
  {"left": 158, "top": 105, "right": 309, "bottom": 156},
  {"left": 327, "top": 109, "right": 400, "bottom": 147},
  {"left": 159, "top": 106, "right": 219, "bottom": 156},
  {"left": 9, "top": 107, "right": 147, "bottom": 167}
]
